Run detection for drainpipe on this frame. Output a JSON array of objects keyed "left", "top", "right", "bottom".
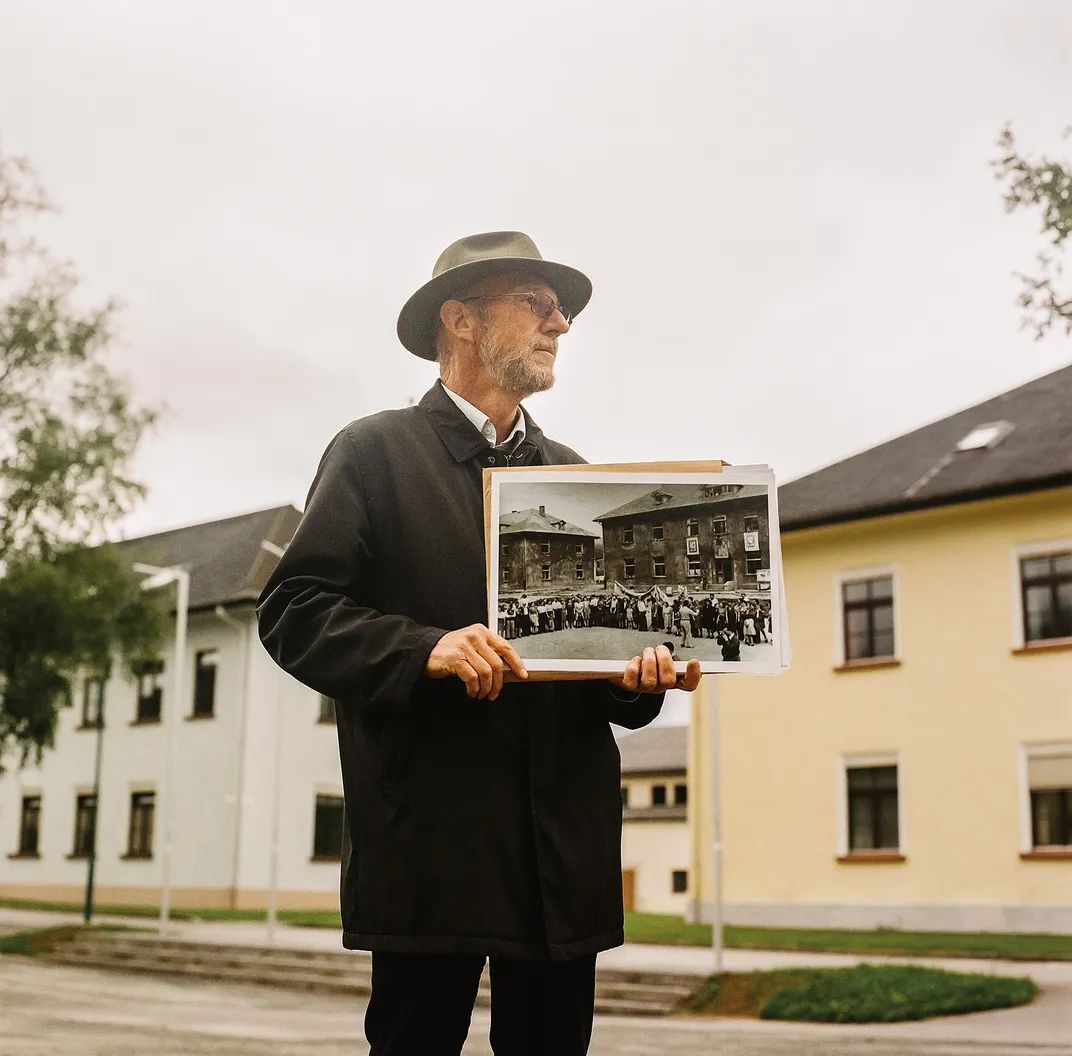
[{"left": 216, "top": 604, "right": 252, "bottom": 911}]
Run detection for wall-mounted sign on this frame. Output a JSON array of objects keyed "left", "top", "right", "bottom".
[
  {"left": 744, "top": 531, "right": 760, "bottom": 552},
  {"left": 756, "top": 568, "right": 772, "bottom": 581},
  {"left": 686, "top": 537, "right": 700, "bottom": 555}
]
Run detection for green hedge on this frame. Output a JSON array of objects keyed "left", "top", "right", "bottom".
[{"left": 759, "top": 963, "right": 1038, "bottom": 1023}]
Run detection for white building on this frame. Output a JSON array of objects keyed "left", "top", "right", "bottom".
[
  {"left": 0, "top": 505, "right": 348, "bottom": 911},
  {"left": 618, "top": 725, "right": 690, "bottom": 915}
]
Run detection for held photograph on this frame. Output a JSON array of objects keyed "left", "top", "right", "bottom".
[{"left": 487, "top": 467, "right": 788, "bottom": 675}]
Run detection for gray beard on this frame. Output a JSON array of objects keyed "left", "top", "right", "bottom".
[{"left": 477, "top": 332, "right": 555, "bottom": 399}]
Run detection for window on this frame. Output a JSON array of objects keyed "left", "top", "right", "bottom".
[
  {"left": 127, "top": 792, "right": 155, "bottom": 858},
  {"left": 541, "top": 564, "right": 551, "bottom": 582},
  {"left": 72, "top": 794, "right": 96, "bottom": 857},
  {"left": 847, "top": 766, "right": 899, "bottom": 852},
  {"left": 711, "top": 515, "right": 727, "bottom": 536},
  {"left": 134, "top": 659, "right": 164, "bottom": 723},
  {"left": 743, "top": 514, "right": 760, "bottom": 533},
  {"left": 687, "top": 555, "right": 702, "bottom": 577},
  {"left": 620, "top": 787, "right": 629, "bottom": 807},
  {"left": 500, "top": 542, "right": 508, "bottom": 557},
  {"left": 714, "top": 557, "right": 733, "bottom": 583},
  {"left": 623, "top": 526, "right": 634, "bottom": 547},
  {"left": 575, "top": 564, "right": 584, "bottom": 580},
  {"left": 653, "top": 558, "right": 666, "bottom": 579},
  {"left": 540, "top": 540, "right": 551, "bottom": 556},
  {"left": 313, "top": 794, "right": 345, "bottom": 859},
  {"left": 745, "top": 554, "right": 763, "bottom": 576},
  {"left": 501, "top": 565, "right": 511, "bottom": 584},
  {"left": 674, "top": 783, "right": 688, "bottom": 806},
  {"left": 17, "top": 796, "right": 41, "bottom": 856},
  {"left": 575, "top": 543, "right": 584, "bottom": 556},
  {"left": 624, "top": 560, "right": 635, "bottom": 580},
  {"left": 192, "top": 650, "right": 218, "bottom": 718},
  {"left": 842, "top": 576, "right": 895, "bottom": 661},
  {"left": 671, "top": 870, "right": 688, "bottom": 894},
  {"left": 651, "top": 784, "right": 667, "bottom": 806},
  {"left": 1028, "top": 751, "right": 1072, "bottom": 848},
  {"left": 81, "top": 676, "right": 104, "bottom": 729},
  {"left": 652, "top": 524, "right": 664, "bottom": 542},
  {"left": 685, "top": 518, "right": 699, "bottom": 538},
  {"left": 1021, "top": 552, "right": 1072, "bottom": 643},
  {"left": 318, "top": 695, "right": 336, "bottom": 724}
]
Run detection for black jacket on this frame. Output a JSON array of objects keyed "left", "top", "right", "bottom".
[{"left": 257, "top": 381, "right": 662, "bottom": 960}]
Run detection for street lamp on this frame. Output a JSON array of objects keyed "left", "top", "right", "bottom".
[{"left": 132, "top": 562, "right": 190, "bottom": 934}]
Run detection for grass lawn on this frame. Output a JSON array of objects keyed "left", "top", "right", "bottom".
[{"left": 684, "top": 964, "right": 1037, "bottom": 1023}]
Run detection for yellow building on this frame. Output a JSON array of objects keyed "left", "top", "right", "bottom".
[{"left": 689, "top": 365, "right": 1072, "bottom": 933}]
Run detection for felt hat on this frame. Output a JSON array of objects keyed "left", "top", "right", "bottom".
[{"left": 397, "top": 231, "right": 592, "bottom": 360}]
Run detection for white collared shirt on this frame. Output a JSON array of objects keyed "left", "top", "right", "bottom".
[{"left": 441, "top": 383, "right": 527, "bottom": 448}]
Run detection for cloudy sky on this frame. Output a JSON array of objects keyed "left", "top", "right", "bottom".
[{"left": 2, "top": 0, "right": 1070, "bottom": 551}]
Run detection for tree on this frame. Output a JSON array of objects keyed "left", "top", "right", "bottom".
[
  {"left": 0, "top": 145, "right": 165, "bottom": 766},
  {"left": 993, "top": 125, "right": 1072, "bottom": 339}
]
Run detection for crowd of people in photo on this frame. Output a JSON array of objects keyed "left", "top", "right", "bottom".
[{"left": 497, "top": 591, "right": 774, "bottom": 660}]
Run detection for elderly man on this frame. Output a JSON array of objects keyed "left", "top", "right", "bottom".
[{"left": 257, "top": 232, "right": 700, "bottom": 1056}]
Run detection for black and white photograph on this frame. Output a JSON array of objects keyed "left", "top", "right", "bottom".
[{"left": 488, "top": 468, "right": 788, "bottom": 674}]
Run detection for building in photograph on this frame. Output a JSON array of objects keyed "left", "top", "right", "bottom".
[
  {"left": 499, "top": 506, "right": 598, "bottom": 594},
  {"left": 618, "top": 725, "right": 691, "bottom": 914},
  {"left": 688, "top": 364, "right": 1072, "bottom": 933},
  {"left": 0, "top": 505, "right": 351, "bottom": 911},
  {"left": 596, "top": 484, "right": 771, "bottom": 595}
]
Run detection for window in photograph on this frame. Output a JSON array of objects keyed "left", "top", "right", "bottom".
[
  {"left": 192, "top": 649, "right": 218, "bottom": 718},
  {"left": 541, "top": 564, "right": 551, "bottom": 582},
  {"left": 623, "top": 526, "right": 634, "bottom": 547},
  {"left": 624, "top": 560, "right": 635, "bottom": 579},
  {"left": 671, "top": 870, "right": 688, "bottom": 894},
  {"left": 1020, "top": 552, "right": 1072, "bottom": 643},
  {"left": 134, "top": 659, "right": 164, "bottom": 723},
  {"left": 745, "top": 554, "right": 763, "bottom": 576},
  {"left": 500, "top": 542, "right": 508, "bottom": 557},
  {"left": 685, "top": 518, "right": 699, "bottom": 538},
  {"left": 81, "top": 676, "right": 104, "bottom": 729},
  {"left": 711, "top": 515, "right": 727, "bottom": 536},
  {"left": 127, "top": 792, "right": 155, "bottom": 858},
  {"left": 651, "top": 784, "right": 667, "bottom": 806},
  {"left": 1028, "top": 751, "right": 1072, "bottom": 848},
  {"left": 575, "top": 543, "right": 584, "bottom": 556},
  {"left": 687, "top": 555, "right": 702, "bottom": 577},
  {"left": 575, "top": 564, "right": 584, "bottom": 580},
  {"left": 72, "top": 794, "right": 96, "bottom": 857},
  {"left": 313, "top": 794, "right": 345, "bottom": 859},
  {"left": 653, "top": 558, "right": 666, "bottom": 578},
  {"left": 841, "top": 576, "right": 895, "bottom": 661},
  {"left": 17, "top": 795, "right": 41, "bottom": 856},
  {"left": 674, "top": 783, "right": 688, "bottom": 806},
  {"left": 318, "top": 695, "right": 336, "bottom": 724},
  {"left": 501, "top": 565, "right": 510, "bottom": 584},
  {"left": 540, "top": 540, "right": 551, "bottom": 556},
  {"left": 847, "top": 765, "right": 899, "bottom": 852},
  {"left": 714, "top": 557, "right": 733, "bottom": 583},
  {"left": 620, "top": 786, "right": 629, "bottom": 807},
  {"left": 651, "top": 524, "right": 664, "bottom": 542},
  {"left": 743, "top": 514, "right": 760, "bottom": 533}
]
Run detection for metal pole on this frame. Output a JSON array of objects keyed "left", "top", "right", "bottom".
[
  {"left": 709, "top": 679, "right": 724, "bottom": 974},
  {"left": 83, "top": 665, "right": 109, "bottom": 924},
  {"left": 265, "top": 672, "right": 286, "bottom": 945},
  {"left": 158, "top": 571, "right": 189, "bottom": 933}
]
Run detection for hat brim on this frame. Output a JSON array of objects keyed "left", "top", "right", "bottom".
[{"left": 396, "top": 257, "right": 593, "bottom": 361}]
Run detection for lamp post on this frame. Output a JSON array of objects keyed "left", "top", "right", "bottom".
[{"left": 132, "top": 562, "right": 190, "bottom": 934}]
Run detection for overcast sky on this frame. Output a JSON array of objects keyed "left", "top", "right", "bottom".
[{"left": 2, "top": 0, "right": 1071, "bottom": 554}]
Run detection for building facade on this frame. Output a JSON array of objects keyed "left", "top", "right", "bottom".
[
  {"left": 499, "top": 506, "right": 598, "bottom": 594},
  {"left": 688, "top": 366, "right": 1072, "bottom": 934},
  {"left": 0, "top": 506, "right": 350, "bottom": 911},
  {"left": 597, "top": 485, "right": 771, "bottom": 595}
]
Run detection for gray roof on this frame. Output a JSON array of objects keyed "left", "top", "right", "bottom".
[
  {"left": 499, "top": 507, "right": 597, "bottom": 538},
  {"left": 115, "top": 504, "right": 302, "bottom": 611},
  {"left": 618, "top": 724, "right": 687, "bottom": 776},
  {"left": 779, "top": 363, "right": 1072, "bottom": 530},
  {"left": 595, "top": 484, "right": 768, "bottom": 523}
]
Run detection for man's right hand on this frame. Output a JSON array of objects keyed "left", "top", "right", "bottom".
[{"left": 425, "top": 625, "right": 528, "bottom": 700}]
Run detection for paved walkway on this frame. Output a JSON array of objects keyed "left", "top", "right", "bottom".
[{"left": 3, "top": 907, "right": 1070, "bottom": 1050}]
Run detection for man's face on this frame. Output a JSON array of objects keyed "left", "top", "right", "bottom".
[{"left": 470, "top": 275, "right": 571, "bottom": 398}]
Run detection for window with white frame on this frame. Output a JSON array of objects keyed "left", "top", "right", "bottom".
[
  {"left": 841, "top": 760, "right": 900, "bottom": 854},
  {"left": 1020, "top": 551, "right": 1072, "bottom": 644},
  {"left": 1025, "top": 747, "right": 1072, "bottom": 849},
  {"left": 840, "top": 574, "right": 895, "bottom": 662}
]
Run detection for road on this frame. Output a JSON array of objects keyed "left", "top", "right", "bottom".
[{"left": 2, "top": 957, "right": 1069, "bottom": 1056}]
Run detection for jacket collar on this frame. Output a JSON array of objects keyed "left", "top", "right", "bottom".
[{"left": 419, "top": 380, "right": 546, "bottom": 462}]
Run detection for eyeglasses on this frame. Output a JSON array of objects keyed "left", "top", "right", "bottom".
[{"left": 460, "top": 291, "right": 572, "bottom": 324}]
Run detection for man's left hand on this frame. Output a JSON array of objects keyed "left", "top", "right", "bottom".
[{"left": 608, "top": 645, "right": 702, "bottom": 695}]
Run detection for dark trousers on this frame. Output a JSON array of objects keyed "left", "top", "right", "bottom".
[{"left": 364, "top": 950, "right": 597, "bottom": 1056}]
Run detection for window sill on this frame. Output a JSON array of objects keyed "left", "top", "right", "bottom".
[
  {"left": 7, "top": 852, "right": 40, "bottom": 860},
  {"left": 837, "top": 852, "right": 906, "bottom": 864},
  {"left": 129, "top": 717, "right": 161, "bottom": 727},
  {"left": 834, "top": 658, "right": 901, "bottom": 673},
  {"left": 75, "top": 723, "right": 101, "bottom": 732},
  {"left": 310, "top": 854, "right": 342, "bottom": 863},
  {"left": 1021, "top": 849, "right": 1072, "bottom": 860},
  {"left": 119, "top": 852, "right": 153, "bottom": 861},
  {"left": 185, "top": 712, "right": 215, "bottom": 722},
  {"left": 66, "top": 853, "right": 89, "bottom": 861},
  {"left": 1012, "top": 638, "right": 1072, "bottom": 656}
]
